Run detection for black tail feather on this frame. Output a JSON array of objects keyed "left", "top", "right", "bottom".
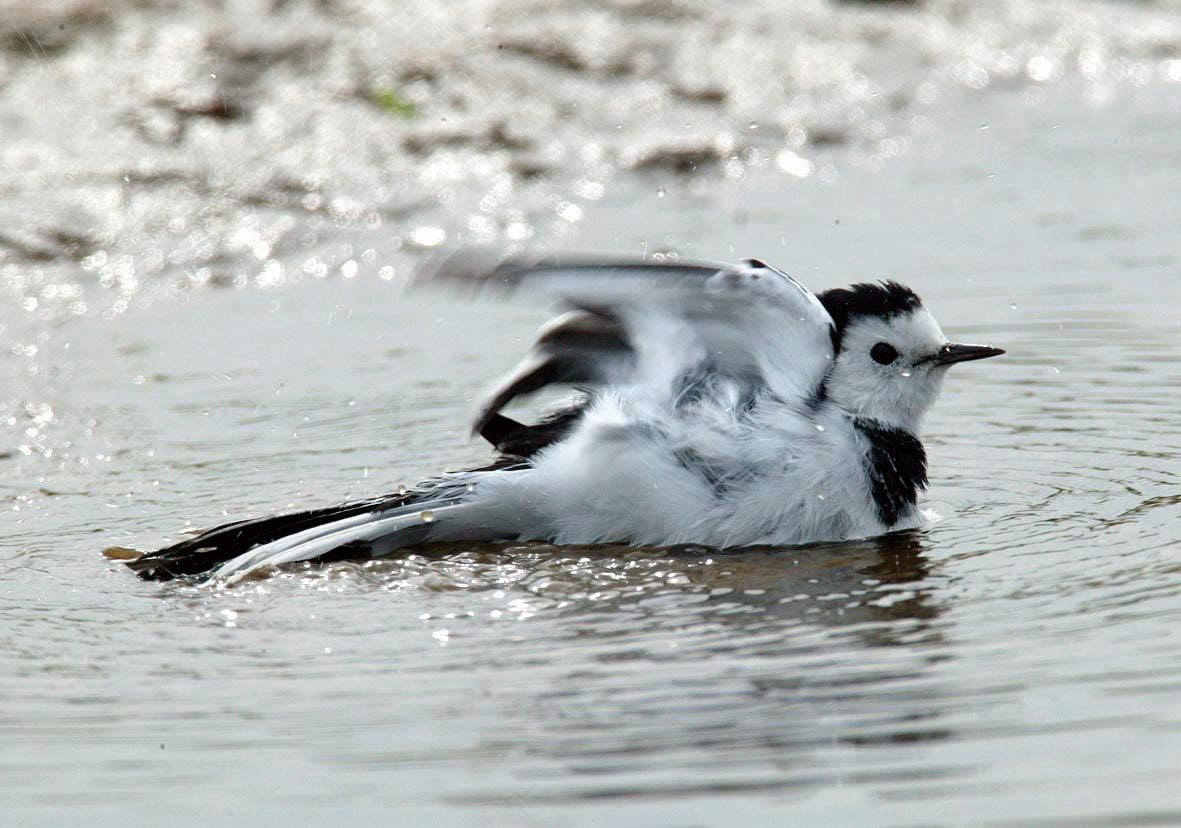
[{"left": 126, "top": 491, "right": 417, "bottom": 581}]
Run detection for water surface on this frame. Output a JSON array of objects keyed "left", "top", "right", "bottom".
[{"left": 2, "top": 6, "right": 1181, "bottom": 826}]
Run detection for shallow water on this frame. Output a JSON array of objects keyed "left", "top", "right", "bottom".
[{"left": 4, "top": 2, "right": 1181, "bottom": 825}]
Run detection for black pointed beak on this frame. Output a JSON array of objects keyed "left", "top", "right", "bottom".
[{"left": 935, "top": 343, "right": 1005, "bottom": 366}]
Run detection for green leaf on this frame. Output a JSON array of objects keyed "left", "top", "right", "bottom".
[{"left": 369, "top": 86, "right": 417, "bottom": 119}]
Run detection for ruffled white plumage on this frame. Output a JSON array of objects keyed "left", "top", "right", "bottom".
[{"left": 205, "top": 254, "right": 896, "bottom": 582}]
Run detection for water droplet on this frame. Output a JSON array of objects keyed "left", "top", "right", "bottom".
[
  {"left": 656, "top": 186, "right": 666, "bottom": 198},
  {"left": 555, "top": 201, "right": 582, "bottom": 222},
  {"left": 817, "top": 493, "right": 826, "bottom": 501},
  {"left": 748, "top": 120, "right": 759, "bottom": 130},
  {"left": 979, "top": 122, "right": 990, "bottom": 130},
  {"left": 814, "top": 424, "right": 825, "bottom": 432},
  {"left": 901, "top": 370, "right": 912, "bottom": 378},
  {"left": 1010, "top": 303, "right": 1018, "bottom": 310},
  {"left": 419, "top": 510, "right": 436, "bottom": 523},
  {"left": 466, "top": 483, "right": 476, "bottom": 492},
  {"left": 408, "top": 226, "right": 446, "bottom": 248}
]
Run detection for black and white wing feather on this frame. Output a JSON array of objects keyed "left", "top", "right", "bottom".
[{"left": 420, "top": 250, "right": 838, "bottom": 437}]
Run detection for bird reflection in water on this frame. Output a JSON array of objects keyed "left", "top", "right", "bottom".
[{"left": 367, "top": 531, "right": 957, "bottom": 805}]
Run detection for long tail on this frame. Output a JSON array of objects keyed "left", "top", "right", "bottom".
[{"left": 127, "top": 473, "right": 523, "bottom": 583}]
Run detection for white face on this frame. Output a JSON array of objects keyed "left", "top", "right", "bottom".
[{"left": 825, "top": 307, "right": 951, "bottom": 431}]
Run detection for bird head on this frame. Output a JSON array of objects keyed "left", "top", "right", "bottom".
[{"left": 818, "top": 282, "right": 1003, "bottom": 432}]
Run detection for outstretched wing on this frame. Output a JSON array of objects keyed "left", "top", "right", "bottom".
[{"left": 418, "top": 249, "right": 837, "bottom": 438}]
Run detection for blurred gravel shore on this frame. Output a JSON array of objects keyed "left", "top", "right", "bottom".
[{"left": 2, "top": 0, "right": 1180, "bottom": 320}]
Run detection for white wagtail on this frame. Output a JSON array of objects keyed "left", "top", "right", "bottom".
[{"left": 129, "top": 251, "right": 1003, "bottom": 582}]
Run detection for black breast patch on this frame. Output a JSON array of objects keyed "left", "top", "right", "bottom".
[{"left": 854, "top": 418, "right": 928, "bottom": 526}]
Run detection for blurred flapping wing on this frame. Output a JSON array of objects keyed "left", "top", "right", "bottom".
[{"left": 417, "top": 249, "right": 837, "bottom": 438}]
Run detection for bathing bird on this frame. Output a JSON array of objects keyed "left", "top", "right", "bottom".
[{"left": 128, "top": 250, "right": 1003, "bottom": 582}]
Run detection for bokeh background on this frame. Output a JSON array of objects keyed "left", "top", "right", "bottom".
[{"left": 2, "top": 1, "right": 1180, "bottom": 825}]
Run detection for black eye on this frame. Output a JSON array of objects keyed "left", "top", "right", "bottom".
[{"left": 870, "top": 342, "right": 898, "bottom": 364}]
